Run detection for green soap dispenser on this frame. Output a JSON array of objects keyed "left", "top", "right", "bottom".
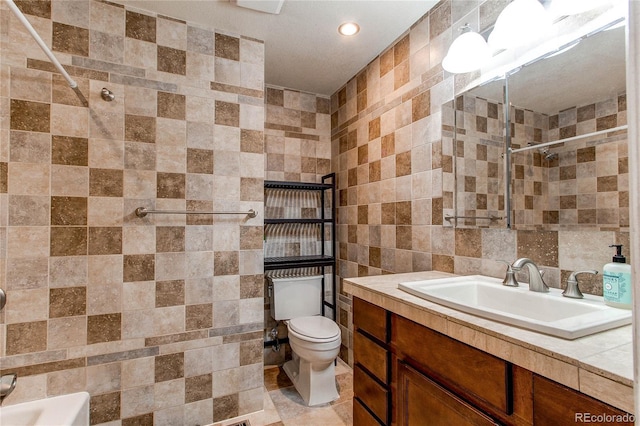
[{"left": 603, "top": 244, "right": 632, "bottom": 309}]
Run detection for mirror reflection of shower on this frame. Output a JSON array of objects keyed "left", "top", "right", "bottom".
[{"left": 538, "top": 146, "right": 558, "bottom": 161}]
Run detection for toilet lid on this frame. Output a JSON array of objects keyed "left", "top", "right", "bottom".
[{"left": 288, "top": 316, "right": 340, "bottom": 340}]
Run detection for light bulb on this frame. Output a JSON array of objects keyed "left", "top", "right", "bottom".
[
  {"left": 442, "top": 26, "right": 491, "bottom": 74},
  {"left": 338, "top": 22, "right": 360, "bottom": 36},
  {"left": 488, "top": 0, "right": 551, "bottom": 50}
]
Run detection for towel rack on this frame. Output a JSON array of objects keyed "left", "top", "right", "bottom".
[
  {"left": 445, "top": 214, "right": 503, "bottom": 222},
  {"left": 135, "top": 207, "right": 257, "bottom": 218}
]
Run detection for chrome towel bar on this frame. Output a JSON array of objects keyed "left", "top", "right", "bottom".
[
  {"left": 445, "top": 214, "right": 503, "bottom": 222},
  {"left": 135, "top": 207, "right": 257, "bottom": 218}
]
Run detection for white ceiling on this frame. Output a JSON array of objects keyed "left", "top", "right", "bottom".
[{"left": 118, "top": 0, "right": 438, "bottom": 96}]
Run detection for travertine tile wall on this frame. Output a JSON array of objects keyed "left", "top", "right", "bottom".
[
  {"left": 264, "top": 85, "right": 331, "bottom": 183},
  {"left": 522, "top": 95, "right": 629, "bottom": 229},
  {"left": 263, "top": 86, "right": 332, "bottom": 365},
  {"left": 443, "top": 92, "right": 629, "bottom": 230},
  {"left": 0, "top": 1, "right": 264, "bottom": 424},
  {"left": 331, "top": 0, "right": 630, "bottom": 365},
  {"left": 442, "top": 93, "right": 507, "bottom": 228}
]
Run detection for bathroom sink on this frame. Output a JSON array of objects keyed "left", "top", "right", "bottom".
[
  {"left": 398, "top": 275, "right": 632, "bottom": 339},
  {"left": 0, "top": 392, "right": 90, "bottom": 426}
]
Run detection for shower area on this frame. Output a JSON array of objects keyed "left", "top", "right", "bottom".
[
  {"left": 0, "top": 1, "right": 265, "bottom": 424},
  {"left": 443, "top": 90, "right": 628, "bottom": 231}
]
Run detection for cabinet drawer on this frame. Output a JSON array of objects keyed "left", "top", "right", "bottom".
[
  {"left": 533, "top": 375, "right": 633, "bottom": 425},
  {"left": 392, "top": 313, "right": 511, "bottom": 415},
  {"left": 353, "top": 297, "right": 388, "bottom": 342},
  {"left": 354, "top": 330, "right": 388, "bottom": 383},
  {"left": 354, "top": 397, "right": 384, "bottom": 426},
  {"left": 397, "top": 361, "right": 497, "bottom": 426},
  {"left": 354, "top": 365, "right": 389, "bottom": 424}
]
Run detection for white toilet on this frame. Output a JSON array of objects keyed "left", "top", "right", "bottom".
[{"left": 269, "top": 275, "right": 342, "bottom": 406}]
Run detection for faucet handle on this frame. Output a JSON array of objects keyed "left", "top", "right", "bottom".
[
  {"left": 498, "top": 260, "right": 519, "bottom": 287},
  {"left": 562, "top": 270, "right": 598, "bottom": 299}
]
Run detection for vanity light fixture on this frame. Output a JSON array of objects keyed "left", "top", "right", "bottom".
[
  {"left": 442, "top": 24, "right": 491, "bottom": 74},
  {"left": 488, "top": 0, "right": 551, "bottom": 50},
  {"left": 338, "top": 22, "right": 360, "bottom": 36}
]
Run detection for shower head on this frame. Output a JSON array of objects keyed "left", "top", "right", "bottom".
[
  {"left": 538, "top": 146, "right": 558, "bottom": 161},
  {"left": 101, "top": 88, "right": 115, "bottom": 101}
]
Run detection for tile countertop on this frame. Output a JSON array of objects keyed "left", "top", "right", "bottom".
[{"left": 343, "top": 271, "right": 635, "bottom": 414}]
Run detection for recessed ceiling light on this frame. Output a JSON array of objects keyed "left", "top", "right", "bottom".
[{"left": 338, "top": 22, "right": 360, "bottom": 36}]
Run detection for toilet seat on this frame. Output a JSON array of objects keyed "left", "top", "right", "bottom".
[{"left": 288, "top": 316, "right": 340, "bottom": 342}]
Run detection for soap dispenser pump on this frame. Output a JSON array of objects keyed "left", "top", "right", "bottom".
[{"left": 603, "top": 244, "right": 632, "bottom": 309}]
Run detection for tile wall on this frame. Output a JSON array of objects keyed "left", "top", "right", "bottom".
[
  {"left": 263, "top": 86, "right": 332, "bottom": 365},
  {"left": 0, "top": 1, "right": 265, "bottom": 424},
  {"left": 264, "top": 85, "right": 331, "bottom": 183},
  {"left": 443, "top": 92, "right": 629, "bottom": 231},
  {"left": 512, "top": 95, "right": 628, "bottom": 230},
  {"left": 331, "top": 0, "right": 631, "bottom": 365}
]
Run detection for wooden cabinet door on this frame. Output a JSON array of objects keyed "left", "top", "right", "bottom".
[
  {"left": 397, "top": 361, "right": 499, "bottom": 426},
  {"left": 533, "top": 375, "right": 633, "bottom": 426}
]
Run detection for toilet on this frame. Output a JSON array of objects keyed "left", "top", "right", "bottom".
[{"left": 269, "top": 275, "right": 342, "bottom": 406}]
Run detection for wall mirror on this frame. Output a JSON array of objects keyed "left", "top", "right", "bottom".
[{"left": 443, "top": 18, "right": 628, "bottom": 231}]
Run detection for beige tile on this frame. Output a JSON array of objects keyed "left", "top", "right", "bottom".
[
  {"left": 51, "top": 104, "right": 89, "bottom": 137},
  {"left": 123, "top": 225, "right": 156, "bottom": 254},
  {"left": 154, "top": 305, "right": 186, "bottom": 336},
  {"left": 87, "top": 197, "right": 124, "bottom": 226},
  {"left": 4, "top": 288, "right": 48, "bottom": 323},
  {"left": 121, "top": 309, "right": 155, "bottom": 339},
  {"left": 6, "top": 226, "right": 49, "bottom": 258},
  {"left": 51, "top": 165, "right": 88, "bottom": 197},
  {"left": 8, "top": 163, "right": 50, "bottom": 195},
  {"left": 579, "top": 369, "right": 633, "bottom": 414},
  {"left": 6, "top": 257, "right": 49, "bottom": 290},
  {"left": 87, "top": 362, "right": 121, "bottom": 394},
  {"left": 48, "top": 316, "right": 87, "bottom": 349},
  {"left": 47, "top": 367, "right": 87, "bottom": 396},
  {"left": 49, "top": 256, "right": 88, "bottom": 288},
  {"left": 121, "top": 384, "right": 155, "bottom": 418},
  {"left": 89, "top": 138, "right": 124, "bottom": 169},
  {"left": 87, "top": 280, "right": 122, "bottom": 315}
]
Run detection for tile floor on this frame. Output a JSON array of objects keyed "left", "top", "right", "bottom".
[{"left": 213, "top": 359, "right": 353, "bottom": 426}]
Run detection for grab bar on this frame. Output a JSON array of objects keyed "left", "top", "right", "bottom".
[
  {"left": 445, "top": 214, "right": 503, "bottom": 222},
  {"left": 509, "top": 125, "right": 628, "bottom": 155},
  {"left": 135, "top": 207, "right": 257, "bottom": 218}
]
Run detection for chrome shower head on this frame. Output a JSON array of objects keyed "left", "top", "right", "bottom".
[
  {"left": 101, "top": 88, "right": 115, "bottom": 101},
  {"left": 538, "top": 146, "right": 558, "bottom": 161}
]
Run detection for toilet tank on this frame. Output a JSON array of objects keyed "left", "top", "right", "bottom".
[{"left": 269, "top": 275, "right": 323, "bottom": 320}]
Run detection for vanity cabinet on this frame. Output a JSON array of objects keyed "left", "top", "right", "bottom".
[
  {"left": 397, "top": 361, "right": 497, "bottom": 426},
  {"left": 533, "top": 375, "right": 633, "bottom": 426},
  {"left": 352, "top": 297, "right": 632, "bottom": 426},
  {"left": 353, "top": 297, "right": 391, "bottom": 425}
]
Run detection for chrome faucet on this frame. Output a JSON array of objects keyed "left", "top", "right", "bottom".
[
  {"left": 562, "top": 270, "right": 598, "bottom": 299},
  {"left": 0, "top": 373, "right": 17, "bottom": 403},
  {"left": 511, "top": 258, "right": 549, "bottom": 293}
]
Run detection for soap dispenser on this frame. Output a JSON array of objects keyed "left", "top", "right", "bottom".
[{"left": 603, "top": 244, "right": 632, "bottom": 309}]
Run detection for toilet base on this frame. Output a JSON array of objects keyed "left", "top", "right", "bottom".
[{"left": 283, "top": 352, "right": 339, "bottom": 406}]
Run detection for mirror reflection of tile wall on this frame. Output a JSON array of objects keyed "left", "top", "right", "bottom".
[
  {"left": 443, "top": 92, "right": 507, "bottom": 229},
  {"left": 445, "top": 92, "right": 628, "bottom": 231}
]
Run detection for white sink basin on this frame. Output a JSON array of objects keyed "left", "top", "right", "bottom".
[
  {"left": 398, "top": 275, "right": 632, "bottom": 339},
  {"left": 0, "top": 392, "right": 90, "bottom": 426}
]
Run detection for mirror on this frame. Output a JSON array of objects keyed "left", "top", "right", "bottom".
[{"left": 444, "top": 22, "right": 628, "bottom": 231}]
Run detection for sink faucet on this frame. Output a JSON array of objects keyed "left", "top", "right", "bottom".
[
  {"left": 512, "top": 258, "right": 549, "bottom": 293},
  {"left": 0, "top": 373, "right": 17, "bottom": 403},
  {"left": 562, "top": 270, "right": 598, "bottom": 299}
]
